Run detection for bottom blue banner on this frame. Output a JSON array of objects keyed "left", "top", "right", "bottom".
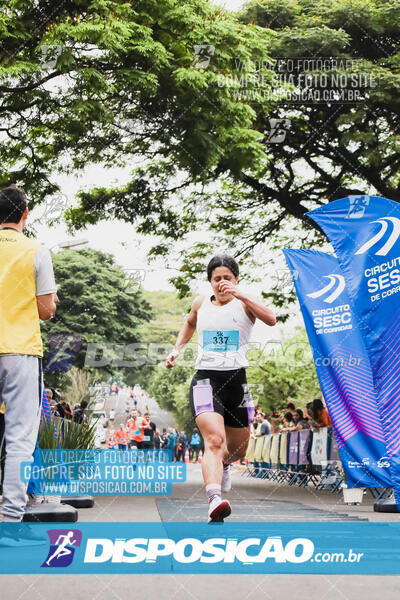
[{"left": 0, "top": 522, "right": 400, "bottom": 574}]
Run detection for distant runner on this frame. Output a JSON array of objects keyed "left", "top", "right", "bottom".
[{"left": 166, "top": 255, "right": 276, "bottom": 522}]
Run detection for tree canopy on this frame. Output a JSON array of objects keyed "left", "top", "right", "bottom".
[
  {"left": 1, "top": 0, "right": 399, "bottom": 314},
  {"left": 41, "top": 247, "right": 153, "bottom": 380},
  {"left": 0, "top": 0, "right": 271, "bottom": 205}
]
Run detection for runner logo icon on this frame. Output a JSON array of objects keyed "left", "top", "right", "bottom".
[
  {"left": 41, "top": 529, "right": 82, "bottom": 568},
  {"left": 346, "top": 195, "right": 370, "bottom": 219},
  {"left": 306, "top": 274, "right": 345, "bottom": 303},
  {"left": 355, "top": 217, "right": 400, "bottom": 256}
]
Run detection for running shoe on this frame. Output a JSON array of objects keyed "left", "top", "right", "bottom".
[
  {"left": 221, "top": 464, "right": 232, "bottom": 492},
  {"left": 0, "top": 523, "right": 47, "bottom": 547},
  {"left": 208, "top": 496, "right": 231, "bottom": 522}
]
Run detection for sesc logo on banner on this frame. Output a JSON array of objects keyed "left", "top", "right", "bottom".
[
  {"left": 355, "top": 217, "right": 400, "bottom": 257},
  {"left": 358, "top": 217, "right": 400, "bottom": 303},
  {"left": 306, "top": 273, "right": 351, "bottom": 336},
  {"left": 307, "top": 273, "right": 345, "bottom": 304}
]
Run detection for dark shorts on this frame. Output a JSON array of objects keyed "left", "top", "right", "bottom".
[{"left": 189, "top": 368, "right": 249, "bottom": 428}]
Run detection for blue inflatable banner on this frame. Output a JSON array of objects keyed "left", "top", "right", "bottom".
[
  {"left": 307, "top": 195, "right": 400, "bottom": 504},
  {"left": 283, "top": 249, "right": 391, "bottom": 488}
]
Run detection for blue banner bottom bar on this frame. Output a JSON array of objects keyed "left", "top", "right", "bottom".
[{"left": 1, "top": 522, "right": 400, "bottom": 574}]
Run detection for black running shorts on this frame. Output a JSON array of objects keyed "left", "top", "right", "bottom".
[{"left": 189, "top": 368, "right": 250, "bottom": 428}]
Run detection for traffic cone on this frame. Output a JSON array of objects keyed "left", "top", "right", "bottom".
[
  {"left": 198, "top": 450, "right": 203, "bottom": 464},
  {"left": 185, "top": 448, "right": 190, "bottom": 463}
]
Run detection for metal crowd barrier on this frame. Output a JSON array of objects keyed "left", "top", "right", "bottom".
[{"left": 243, "top": 427, "right": 343, "bottom": 492}]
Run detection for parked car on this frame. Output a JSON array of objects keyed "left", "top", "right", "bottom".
[
  {"left": 92, "top": 410, "right": 108, "bottom": 428},
  {"left": 95, "top": 422, "right": 107, "bottom": 442},
  {"left": 94, "top": 423, "right": 107, "bottom": 448}
]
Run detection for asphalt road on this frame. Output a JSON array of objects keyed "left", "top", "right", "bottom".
[{"left": 104, "top": 386, "right": 176, "bottom": 433}]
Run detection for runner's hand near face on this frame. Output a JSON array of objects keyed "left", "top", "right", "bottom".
[{"left": 218, "top": 280, "right": 239, "bottom": 297}]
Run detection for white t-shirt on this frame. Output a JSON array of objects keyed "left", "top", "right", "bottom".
[{"left": 34, "top": 245, "right": 57, "bottom": 296}]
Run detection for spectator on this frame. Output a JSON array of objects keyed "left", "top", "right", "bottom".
[
  {"left": 312, "top": 398, "right": 332, "bottom": 429},
  {"left": 160, "top": 428, "right": 168, "bottom": 448},
  {"left": 305, "top": 402, "right": 313, "bottom": 420},
  {"left": 153, "top": 429, "right": 162, "bottom": 449},
  {"left": 73, "top": 400, "right": 88, "bottom": 424},
  {"left": 190, "top": 428, "right": 201, "bottom": 462},
  {"left": 286, "top": 402, "right": 296, "bottom": 416},
  {"left": 254, "top": 412, "right": 271, "bottom": 437},
  {"left": 56, "top": 403, "right": 66, "bottom": 419},
  {"left": 166, "top": 427, "right": 178, "bottom": 460},
  {"left": 62, "top": 402, "right": 72, "bottom": 420},
  {"left": 292, "top": 408, "right": 311, "bottom": 431},
  {"left": 260, "top": 413, "right": 271, "bottom": 436},
  {"left": 142, "top": 412, "right": 156, "bottom": 449},
  {"left": 49, "top": 387, "right": 62, "bottom": 404},
  {"left": 176, "top": 430, "right": 187, "bottom": 461},
  {"left": 281, "top": 411, "right": 295, "bottom": 432}
]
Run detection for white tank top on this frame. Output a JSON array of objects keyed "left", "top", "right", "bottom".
[{"left": 195, "top": 296, "right": 254, "bottom": 371}]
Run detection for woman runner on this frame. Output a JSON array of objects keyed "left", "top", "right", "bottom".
[{"left": 166, "top": 255, "right": 276, "bottom": 522}]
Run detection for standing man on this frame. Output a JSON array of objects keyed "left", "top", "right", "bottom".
[
  {"left": 189, "top": 428, "right": 201, "bottom": 463},
  {"left": 254, "top": 412, "right": 271, "bottom": 437},
  {"left": 0, "top": 185, "right": 58, "bottom": 522},
  {"left": 176, "top": 430, "right": 187, "bottom": 462},
  {"left": 142, "top": 412, "right": 156, "bottom": 449},
  {"left": 166, "top": 427, "right": 178, "bottom": 461},
  {"left": 73, "top": 400, "right": 88, "bottom": 424}
]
